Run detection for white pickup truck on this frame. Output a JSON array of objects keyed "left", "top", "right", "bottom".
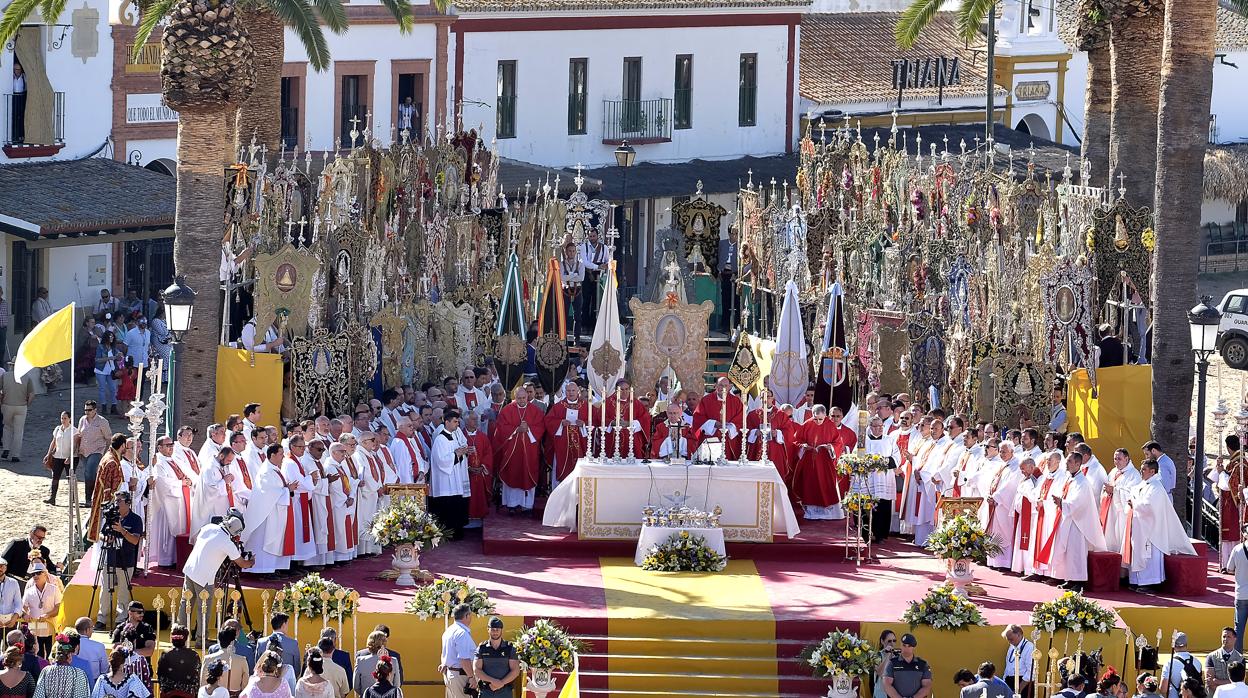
[{"left": 1218, "top": 288, "right": 1248, "bottom": 369}]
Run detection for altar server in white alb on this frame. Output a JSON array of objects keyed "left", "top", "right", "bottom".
[
  {"left": 1029, "top": 451, "right": 1068, "bottom": 578},
  {"left": 1099, "top": 448, "right": 1141, "bottom": 554},
  {"left": 429, "top": 409, "right": 471, "bottom": 540},
  {"left": 1010, "top": 457, "right": 1041, "bottom": 576},
  {"left": 1041, "top": 452, "right": 1107, "bottom": 591},
  {"left": 978, "top": 441, "right": 1022, "bottom": 570},
  {"left": 352, "top": 433, "right": 387, "bottom": 556},
  {"left": 862, "top": 416, "right": 900, "bottom": 543},
  {"left": 243, "top": 444, "right": 297, "bottom": 573},
  {"left": 1124, "top": 458, "right": 1196, "bottom": 590},
  {"left": 280, "top": 434, "right": 319, "bottom": 563},
  {"left": 303, "top": 438, "right": 334, "bottom": 566},
  {"left": 325, "top": 440, "right": 359, "bottom": 563},
  {"left": 150, "top": 436, "right": 197, "bottom": 566}
]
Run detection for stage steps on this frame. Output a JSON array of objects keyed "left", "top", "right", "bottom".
[
  {"left": 570, "top": 626, "right": 834, "bottom": 697},
  {"left": 704, "top": 335, "right": 735, "bottom": 386}
]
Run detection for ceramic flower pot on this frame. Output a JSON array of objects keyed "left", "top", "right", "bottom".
[
  {"left": 526, "top": 666, "right": 558, "bottom": 698},
  {"left": 826, "top": 671, "right": 856, "bottom": 698},
  {"left": 946, "top": 557, "right": 975, "bottom": 596},
  {"left": 392, "top": 543, "right": 421, "bottom": 586}
]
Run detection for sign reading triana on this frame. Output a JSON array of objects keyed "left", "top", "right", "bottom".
[{"left": 891, "top": 56, "right": 961, "bottom": 91}]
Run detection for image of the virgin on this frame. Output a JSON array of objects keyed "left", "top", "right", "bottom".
[{"left": 313, "top": 348, "right": 333, "bottom": 376}]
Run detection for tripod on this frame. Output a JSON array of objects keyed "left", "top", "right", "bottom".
[
  {"left": 214, "top": 559, "right": 255, "bottom": 633},
  {"left": 86, "top": 538, "right": 125, "bottom": 627}
]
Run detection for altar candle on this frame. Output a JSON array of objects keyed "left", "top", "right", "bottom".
[
  {"left": 720, "top": 387, "right": 727, "bottom": 432},
  {"left": 135, "top": 361, "right": 146, "bottom": 404},
  {"left": 629, "top": 387, "right": 634, "bottom": 433},
  {"left": 763, "top": 389, "right": 769, "bottom": 429}
]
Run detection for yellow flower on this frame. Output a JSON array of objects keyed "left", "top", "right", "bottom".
[{"left": 843, "top": 651, "right": 852, "bottom": 658}]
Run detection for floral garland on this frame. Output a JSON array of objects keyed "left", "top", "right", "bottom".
[
  {"left": 902, "top": 585, "right": 987, "bottom": 631},
  {"left": 370, "top": 498, "right": 449, "bottom": 549},
  {"left": 515, "top": 619, "right": 584, "bottom": 671},
  {"left": 925, "top": 513, "right": 1002, "bottom": 563},
  {"left": 802, "top": 630, "right": 877, "bottom": 679},
  {"left": 405, "top": 578, "right": 495, "bottom": 621},
  {"left": 271, "top": 574, "right": 359, "bottom": 619},
  {"left": 640, "top": 531, "right": 727, "bottom": 572},
  {"left": 842, "top": 492, "right": 876, "bottom": 515},
  {"left": 1031, "top": 591, "right": 1116, "bottom": 633},
  {"left": 837, "top": 453, "right": 892, "bottom": 477}
]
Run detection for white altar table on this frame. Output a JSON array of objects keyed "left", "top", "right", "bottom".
[
  {"left": 542, "top": 459, "right": 801, "bottom": 542},
  {"left": 634, "top": 525, "right": 727, "bottom": 565}
]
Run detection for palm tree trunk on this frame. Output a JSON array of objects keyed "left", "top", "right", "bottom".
[
  {"left": 1082, "top": 44, "right": 1112, "bottom": 186},
  {"left": 1107, "top": 8, "right": 1164, "bottom": 204},
  {"left": 1151, "top": 0, "right": 1215, "bottom": 514},
  {"left": 234, "top": 7, "right": 284, "bottom": 156},
  {"left": 174, "top": 110, "right": 227, "bottom": 434}
]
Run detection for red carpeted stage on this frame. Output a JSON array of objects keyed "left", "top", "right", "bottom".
[{"left": 62, "top": 516, "right": 1236, "bottom": 698}]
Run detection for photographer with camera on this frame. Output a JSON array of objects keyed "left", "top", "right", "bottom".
[
  {"left": 181, "top": 510, "right": 254, "bottom": 637},
  {"left": 94, "top": 490, "right": 143, "bottom": 630}
]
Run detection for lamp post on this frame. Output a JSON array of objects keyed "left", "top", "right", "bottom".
[
  {"left": 614, "top": 140, "right": 636, "bottom": 279},
  {"left": 1189, "top": 295, "right": 1223, "bottom": 536},
  {"left": 161, "top": 276, "right": 196, "bottom": 434}
]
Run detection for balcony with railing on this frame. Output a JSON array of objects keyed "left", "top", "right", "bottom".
[
  {"left": 602, "top": 97, "right": 672, "bottom": 145},
  {"left": 281, "top": 107, "right": 299, "bottom": 151},
  {"left": 4, "top": 92, "right": 66, "bottom": 158}
]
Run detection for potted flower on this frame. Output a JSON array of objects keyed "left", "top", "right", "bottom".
[
  {"left": 924, "top": 513, "right": 1002, "bottom": 594},
  {"left": 515, "top": 619, "right": 583, "bottom": 698},
  {"left": 406, "top": 577, "right": 495, "bottom": 622},
  {"left": 369, "top": 498, "right": 449, "bottom": 586},
  {"left": 271, "top": 574, "right": 359, "bottom": 621},
  {"left": 1030, "top": 591, "right": 1116, "bottom": 633},
  {"left": 802, "top": 629, "right": 876, "bottom": 698},
  {"left": 902, "top": 585, "right": 987, "bottom": 631}
]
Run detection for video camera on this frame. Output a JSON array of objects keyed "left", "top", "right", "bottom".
[{"left": 99, "top": 501, "right": 124, "bottom": 549}]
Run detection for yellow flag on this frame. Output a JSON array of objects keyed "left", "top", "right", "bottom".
[
  {"left": 557, "top": 669, "right": 579, "bottom": 698},
  {"left": 14, "top": 302, "right": 75, "bottom": 382}
]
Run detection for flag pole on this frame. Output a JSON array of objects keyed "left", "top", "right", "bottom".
[{"left": 67, "top": 303, "right": 82, "bottom": 562}]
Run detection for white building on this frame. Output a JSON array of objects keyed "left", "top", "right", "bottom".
[{"left": 0, "top": 0, "right": 127, "bottom": 338}]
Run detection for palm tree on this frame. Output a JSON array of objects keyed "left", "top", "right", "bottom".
[
  {"left": 1076, "top": 0, "right": 1111, "bottom": 186},
  {"left": 1149, "top": 0, "right": 1217, "bottom": 514},
  {"left": 895, "top": 0, "right": 993, "bottom": 51},
  {"left": 1105, "top": 0, "right": 1164, "bottom": 204}
]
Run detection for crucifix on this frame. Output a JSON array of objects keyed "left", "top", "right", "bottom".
[
  {"left": 297, "top": 218, "right": 308, "bottom": 246},
  {"left": 348, "top": 114, "right": 361, "bottom": 149}
]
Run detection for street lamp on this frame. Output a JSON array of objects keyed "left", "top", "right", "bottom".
[
  {"left": 162, "top": 276, "right": 196, "bottom": 433},
  {"left": 1189, "top": 294, "right": 1223, "bottom": 536},
  {"left": 613, "top": 140, "right": 636, "bottom": 282}
]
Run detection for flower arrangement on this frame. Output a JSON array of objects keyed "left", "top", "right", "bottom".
[
  {"left": 271, "top": 574, "right": 359, "bottom": 619},
  {"left": 802, "top": 630, "right": 877, "bottom": 679},
  {"left": 842, "top": 492, "right": 876, "bottom": 515},
  {"left": 405, "top": 578, "right": 495, "bottom": 620},
  {"left": 925, "top": 513, "right": 1002, "bottom": 563},
  {"left": 640, "top": 531, "right": 727, "bottom": 572},
  {"left": 1030, "top": 591, "right": 1116, "bottom": 633},
  {"left": 514, "top": 619, "right": 584, "bottom": 671},
  {"left": 837, "top": 453, "right": 892, "bottom": 477},
  {"left": 902, "top": 585, "right": 987, "bottom": 631},
  {"left": 369, "top": 498, "right": 449, "bottom": 549}
]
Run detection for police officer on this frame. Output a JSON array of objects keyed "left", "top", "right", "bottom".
[
  {"left": 884, "top": 634, "right": 933, "bottom": 698},
  {"left": 474, "top": 617, "right": 520, "bottom": 698}
]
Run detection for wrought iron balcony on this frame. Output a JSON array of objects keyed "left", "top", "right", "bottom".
[
  {"left": 4, "top": 92, "right": 65, "bottom": 156},
  {"left": 602, "top": 98, "right": 672, "bottom": 145}
]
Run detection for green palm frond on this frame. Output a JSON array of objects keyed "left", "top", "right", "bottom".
[
  {"left": 270, "top": 0, "right": 329, "bottom": 71},
  {"left": 377, "top": 0, "right": 413, "bottom": 33},
  {"left": 131, "top": 0, "right": 176, "bottom": 54},
  {"left": 0, "top": 0, "right": 41, "bottom": 48},
  {"left": 895, "top": 0, "right": 948, "bottom": 49},
  {"left": 308, "top": 0, "right": 347, "bottom": 34},
  {"left": 1230, "top": 0, "right": 1247, "bottom": 14},
  {"left": 956, "top": 0, "right": 997, "bottom": 43}
]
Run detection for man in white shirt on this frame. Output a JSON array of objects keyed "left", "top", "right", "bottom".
[
  {"left": 1145, "top": 441, "right": 1178, "bottom": 496},
  {"left": 124, "top": 317, "right": 151, "bottom": 367},
  {"left": 439, "top": 604, "right": 478, "bottom": 697},
  {"left": 181, "top": 512, "right": 253, "bottom": 639},
  {"left": 1212, "top": 660, "right": 1248, "bottom": 698},
  {"left": 239, "top": 315, "right": 285, "bottom": 354}
]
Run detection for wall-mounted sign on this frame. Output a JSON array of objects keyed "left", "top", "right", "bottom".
[
  {"left": 125, "top": 93, "right": 179, "bottom": 124},
  {"left": 1014, "top": 80, "right": 1051, "bottom": 102},
  {"left": 891, "top": 56, "right": 961, "bottom": 106}
]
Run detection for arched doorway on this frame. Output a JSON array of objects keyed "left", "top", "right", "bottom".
[
  {"left": 144, "top": 158, "right": 176, "bottom": 176},
  {"left": 1014, "top": 113, "right": 1052, "bottom": 141}
]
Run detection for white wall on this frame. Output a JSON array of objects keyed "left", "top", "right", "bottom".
[
  {"left": 458, "top": 22, "right": 793, "bottom": 168},
  {"left": 286, "top": 24, "right": 441, "bottom": 151},
  {"left": 1, "top": 0, "right": 115, "bottom": 162},
  {"left": 46, "top": 243, "right": 112, "bottom": 309},
  {"left": 1061, "top": 50, "right": 1087, "bottom": 147},
  {"left": 127, "top": 137, "right": 177, "bottom": 165},
  {"left": 1202, "top": 199, "right": 1236, "bottom": 226},
  {"left": 1211, "top": 51, "right": 1248, "bottom": 145}
]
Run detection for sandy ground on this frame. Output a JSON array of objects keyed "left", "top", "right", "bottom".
[{"left": 2, "top": 274, "right": 1244, "bottom": 569}]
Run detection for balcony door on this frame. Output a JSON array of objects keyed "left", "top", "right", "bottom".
[
  {"left": 340, "top": 75, "right": 366, "bottom": 148},
  {"left": 622, "top": 57, "right": 642, "bottom": 133}
]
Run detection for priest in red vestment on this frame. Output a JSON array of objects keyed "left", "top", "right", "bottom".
[
  {"left": 650, "top": 403, "right": 692, "bottom": 460},
  {"left": 491, "top": 388, "right": 546, "bottom": 512},
  {"left": 691, "top": 378, "right": 745, "bottom": 460},
  {"left": 793, "top": 405, "right": 855, "bottom": 520},
  {"left": 463, "top": 411, "right": 495, "bottom": 522},
  {"left": 601, "top": 379, "right": 651, "bottom": 460},
  {"left": 544, "top": 381, "right": 589, "bottom": 486},
  {"left": 746, "top": 397, "right": 797, "bottom": 483}
]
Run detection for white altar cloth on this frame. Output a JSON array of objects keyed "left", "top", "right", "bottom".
[{"left": 542, "top": 459, "right": 801, "bottom": 542}]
